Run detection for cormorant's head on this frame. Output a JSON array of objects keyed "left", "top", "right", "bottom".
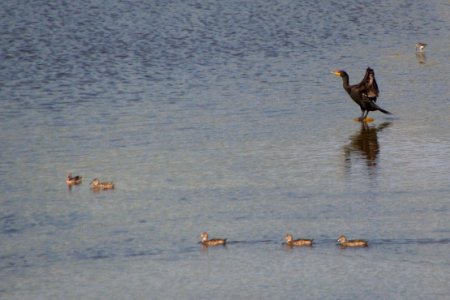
[{"left": 333, "top": 70, "right": 346, "bottom": 77}]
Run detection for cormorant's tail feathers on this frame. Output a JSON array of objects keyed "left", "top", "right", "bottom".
[{"left": 377, "top": 107, "right": 391, "bottom": 115}]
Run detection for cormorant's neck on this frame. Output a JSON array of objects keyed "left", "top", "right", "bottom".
[{"left": 341, "top": 74, "right": 351, "bottom": 92}]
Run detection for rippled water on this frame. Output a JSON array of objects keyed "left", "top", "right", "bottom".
[{"left": 1, "top": 0, "right": 450, "bottom": 299}]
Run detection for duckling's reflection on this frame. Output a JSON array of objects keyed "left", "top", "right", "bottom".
[
  {"left": 416, "top": 52, "right": 426, "bottom": 64},
  {"left": 343, "top": 122, "right": 392, "bottom": 174}
]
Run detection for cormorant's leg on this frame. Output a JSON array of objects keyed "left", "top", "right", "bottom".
[
  {"left": 358, "top": 110, "right": 366, "bottom": 122},
  {"left": 363, "top": 110, "right": 370, "bottom": 122}
]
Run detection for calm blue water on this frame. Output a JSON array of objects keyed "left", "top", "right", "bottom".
[{"left": 1, "top": 0, "right": 450, "bottom": 299}]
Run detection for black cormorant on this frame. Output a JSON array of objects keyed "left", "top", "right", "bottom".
[{"left": 334, "top": 67, "right": 391, "bottom": 122}]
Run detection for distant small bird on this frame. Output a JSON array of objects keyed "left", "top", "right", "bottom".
[
  {"left": 337, "top": 235, "right": 368, "bottom": 247},
  {"left": 66, "top": 173, "right": 82, "bottom": 185},
  {"left": 284, "top": 233, "right": 313, "bottom": 246},
  {"left": 415, "top": 42, "right": 427, "bottom": 52},
  {"left": 200, "top": 232, "right": 227, "bottom": 247},
  {"left": 90, "top": 178, "right": 114, "bottom": 190}
]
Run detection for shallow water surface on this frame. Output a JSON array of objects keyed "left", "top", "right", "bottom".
[{"left": 1, "top": 0, "right": 450, "bottom": 299}]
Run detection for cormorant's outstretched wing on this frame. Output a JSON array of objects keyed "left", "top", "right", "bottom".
[{"left": 359, "top": 67, "right": 379, "bottom": 101}]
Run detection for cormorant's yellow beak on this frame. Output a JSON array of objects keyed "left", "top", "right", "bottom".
[{"left": 333, "top": 70, "right": 342, "bottom": 76}]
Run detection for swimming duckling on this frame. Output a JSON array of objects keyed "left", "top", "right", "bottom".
[
  {"left": 90, "top": 178, "right": 114, "bottom": 190},
  {"left": 200, "top": 232, "right": 227, "bottom": 247},
  {"left": 66, "top": 173, "right": 82, "bottom": 185},
  {"left": 284, "top": 233, "right": 313, "bottom": 246},
  {"left": 337, "top": 235, "right": 368, "bottom": 247}
]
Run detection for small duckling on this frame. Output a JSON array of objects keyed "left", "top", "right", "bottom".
[
  {"left": 415, "top": 42, "right": 427, "bottom": 52},
  {"left": 66, "top": 173, "right": 82, "bottom": 185},
  {"left": 90, "top": 178, "right": 114, "bottom": 190},
  {"left": 337, "top": 235, "right": 368, "bottom": 247},
  {"left": 284, "top": 233, "right": 313, "bottom": 246},
  {"left": 200, "top": 232, "right": 227, "bottom": 247}
]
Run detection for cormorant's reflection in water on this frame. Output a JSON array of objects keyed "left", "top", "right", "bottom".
[{"left": 343, "top": 122, "right": 392, "bottom": 176}]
